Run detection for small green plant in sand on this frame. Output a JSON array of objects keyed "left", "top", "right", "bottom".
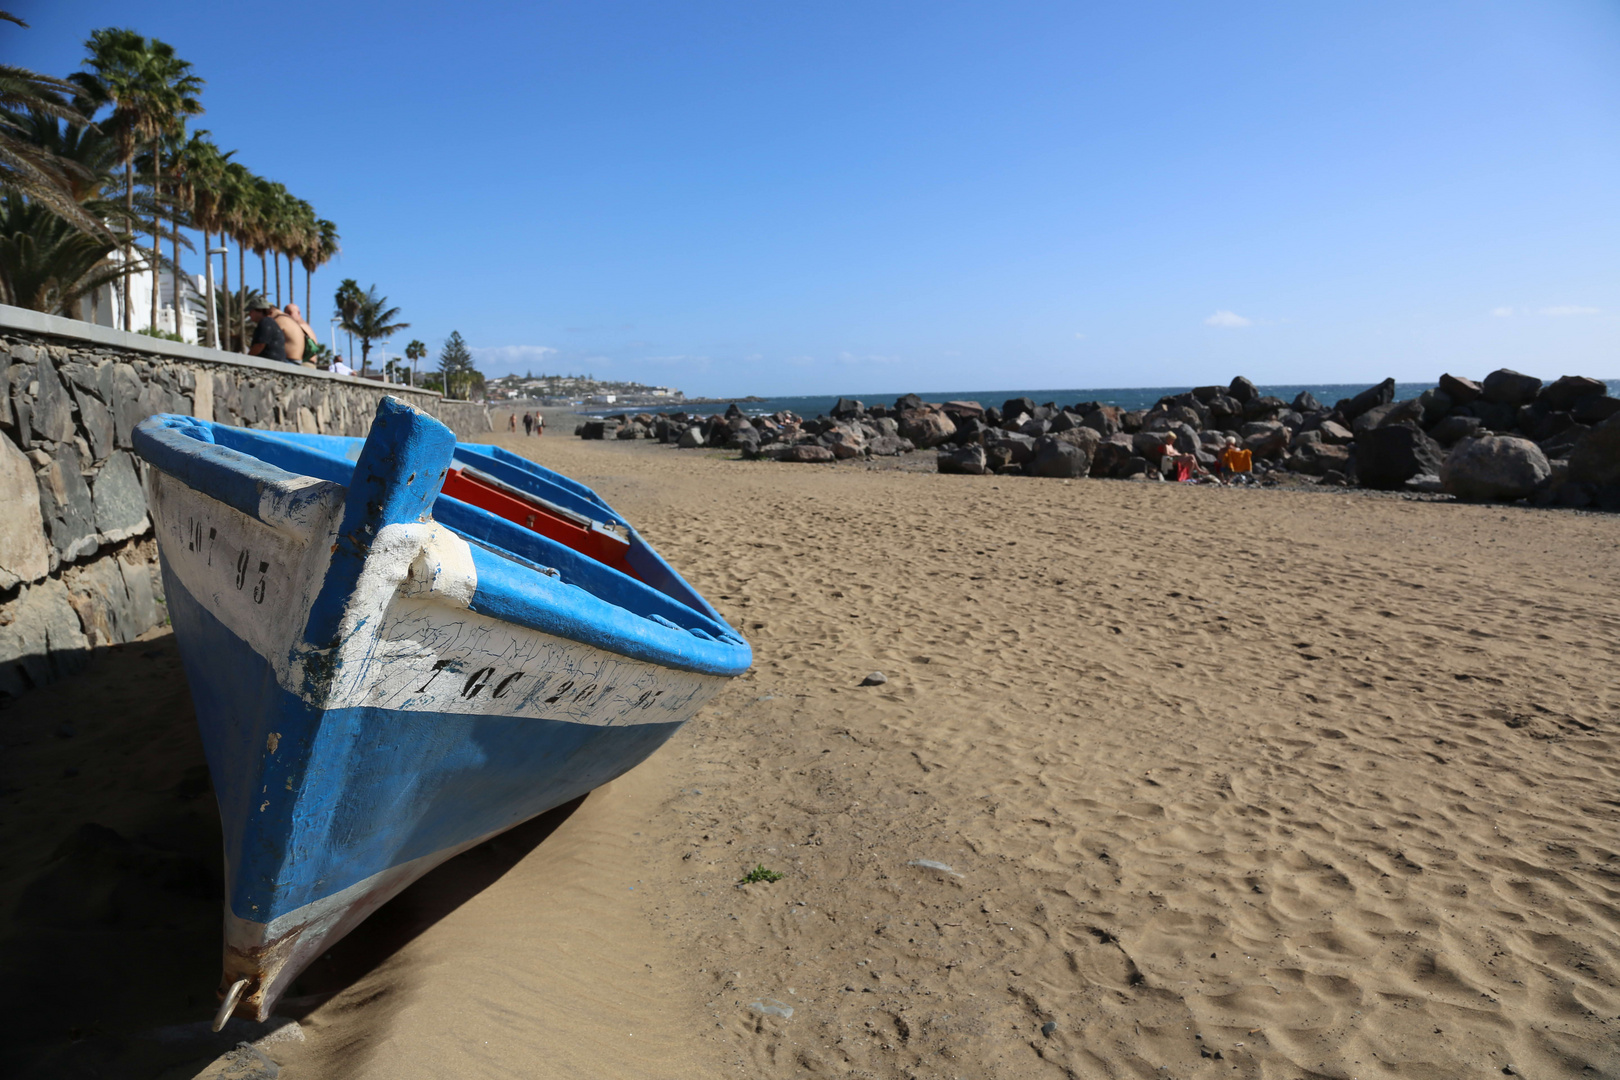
[{"left": 740, "top": 864, "right": 784, "bottom": 884}]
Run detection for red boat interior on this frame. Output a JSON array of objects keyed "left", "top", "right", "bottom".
[{"left": 440, "top": 467, "right": 639, "bottom": 580}]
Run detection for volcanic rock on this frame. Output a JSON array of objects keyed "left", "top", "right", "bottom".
[
  {"left": 1481, "top": 368, "right": 1543, "bottom": 408},
  {"left": 1429, "top": 414, "right": 1485, "bottom": 446},
  {"left": 936, "top": 444, "right": 988, "bottom": 475},
  {"left": 1568, "top": 413, "right": 1620, "bottom": 486},
  {"left": 1341, "top": 378, "right": 1396, "bottom": 423},
  {"left": 867, "top": 435, "right": 914, "bottom": 456},
  {"left": 1572, "top": 395, "right": 1620, "bottom": 425},
  {"left": 831, "top": 397, "right": 865, "bottom": 418},
  {"left": 1355, "top": 424, "right": 1444, "bottom": 490},
  {"left": 1440, "top": 436, "right": 1551, "bottom": 502},
  {"left": 774, "top": 444, "right": 836, "bottom": 463},
  {"left": 898, "top": 409, "right": 957, "bottom": 448},
  {"left": 1536, "top": 375, "right": 1605, "bottom": 412},
  {"left": 1438, "top": 373, "right": 1482, "bottom": 404}
]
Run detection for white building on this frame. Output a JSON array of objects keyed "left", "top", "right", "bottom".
[{"left": 74, "top": 250, "right": 208, "bottom": 345}]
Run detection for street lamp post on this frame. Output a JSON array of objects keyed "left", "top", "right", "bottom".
[{"left": 205, "top": 247, "right": 228, "bottom": 349}]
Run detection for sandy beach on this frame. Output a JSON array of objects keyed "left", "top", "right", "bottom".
[{"left": 4, "top": 430, "right": 1618, "bottom": 1079}]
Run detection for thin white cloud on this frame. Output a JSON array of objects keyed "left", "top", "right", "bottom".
[
  {"left": 1491, "top": 306, "right": 1514, "bottom": 317},
  {"left": 1538, "top": 305, "right": 1600, "bottom": 317},
  {"left": 1205, "top": 310, "right": 1251, "bottom": 328},
  {"left": 1073, "top": 332, "right": 1086, "bottom": 339},
  {"left": 468, "top": 344, "right": 560, "bottom": 377},
  {"left": 473, "top": 344, "right": 558, "bottom": 363}
]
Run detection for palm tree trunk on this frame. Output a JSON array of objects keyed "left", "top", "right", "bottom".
[
  {"left": 238, "top": 244, "right": 247, "bottom": 352},
  {"left": 273, "top": 250, "right": 280, "bottom": 307},
  {"left": 123, "top": 160, "right": 134, "bottom": 331},
  {"left": 151, "top": 143, "right": 163, "bottom": 334},
  {"left": 260, "top": 251, "right": 267, "bottom": 298},
  {"left": 304, "top": 267, "right": 310, "bottom": 321}
]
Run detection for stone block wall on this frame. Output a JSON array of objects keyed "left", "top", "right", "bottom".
[{"left": 0, "top": 305, "right": 492, "bottom": 701}]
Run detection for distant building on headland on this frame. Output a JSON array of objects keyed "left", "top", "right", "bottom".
[{"left": 486, "top": 372, "right": 683, "bottom": 407}]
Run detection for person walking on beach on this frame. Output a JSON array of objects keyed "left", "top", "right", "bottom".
[
  {"left": 508, "top": 413, "right": 517, "bottom": 433},
  {"left": 246, "top": 301, "right": 286, "bottom": 362},
  {"left": 534, "top": 412, "right": 544, "bottom": 437},
  {"left": 522, "top": 413, "right": 534, "bottom": 436}
]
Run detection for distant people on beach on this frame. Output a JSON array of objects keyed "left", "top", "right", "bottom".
[
  {"left": 535, "top": 412, "right": 544, "bottom": 437},
  {"left": 1155, "top": 432, "right": 1196, "bottom": 482},
  {"left": 246, "top": 301, "right": 286, "bottom": 362},
  {"left": 1219, "top": 436, "right": 1254, "bottom": 483},
  {"left": 508, "top": 414, "right": 517, "bottom": 433},
  {"left": 523, "top": 413, "right": 534, "bottom": 436}
]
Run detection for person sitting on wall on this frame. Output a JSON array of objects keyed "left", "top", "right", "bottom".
[
  {"left": 246, "top": 301, "right": 287, "bottom": 362},
  {"left": 282, "top": 304, "right": 322, "bottom": 369},
  {"left": 270, "top": 306, "right": 310, "bottom": 366}
]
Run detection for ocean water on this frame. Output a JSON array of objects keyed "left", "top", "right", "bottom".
[{"left": 583, "top": 380, "right": 1620, "bottom": 419}]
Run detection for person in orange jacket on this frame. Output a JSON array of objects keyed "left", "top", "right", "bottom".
[{"left": 1218, "top": 435, "right": 1253, "bottom": 482}]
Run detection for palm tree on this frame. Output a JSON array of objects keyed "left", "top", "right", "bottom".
[
  {"left": 300, "top": 216, "right": 338, "bottom": 317},
  {"left": 76, "top": 30, "right": 203, "bottom": 333},
  {"left": 74, "top": 28, "right": 145, "bottom": 329},
  {"left": 141, "top": 45, "right": 201, "bottom": 334},
  {"left": 0, "top": 14, "right": 113, "bottom": 241},
  {"left": 202, "top": 284, "right": 261, "bottom": 351},
  {"left": 0, "top": 102, "right": 135, "bottom": 320},
  {"left": 404, "top": 339, "right": 426, "bottom": 387},
  {"left": 0, "top": 193, "right": 124, "bottom": 313},
  {"left": 348, "top": 286, "right": 408, "bottom": 373},
  {"left": 217, "top": 161, "right": 258, "bottom": 350},
  {"left": 173, "top": 131, "right": 230, "bottom": 346},
  {"left": 334, "top": 277, "right": 362, "bottom": 362}
]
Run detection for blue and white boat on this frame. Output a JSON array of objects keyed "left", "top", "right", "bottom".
[{"left": 132, "top": 397, "right": 750, "bottom": 1026}]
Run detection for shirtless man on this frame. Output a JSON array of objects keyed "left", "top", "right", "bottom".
[
  {"left": 283, "top": 304, "right": 321, "bottom": 368},
  {"left": 269, "top": 306, "right": 309, "bottom": 365}
]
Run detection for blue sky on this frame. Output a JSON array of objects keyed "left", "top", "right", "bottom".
[{"left": 10, "top": 1, "right": 1619, "bottom": 396}]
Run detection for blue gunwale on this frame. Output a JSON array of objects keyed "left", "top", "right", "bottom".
[{"left": 133, "top": 412, "right": 751, "bottom": 678}]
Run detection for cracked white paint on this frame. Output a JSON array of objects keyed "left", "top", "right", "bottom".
[{"left": 148, "top": 468, "right": 725, "bottom": 729}]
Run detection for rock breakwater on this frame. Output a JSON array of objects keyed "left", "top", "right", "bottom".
[{"left": 579, "top": 370, "right": 1620, "bottom": 509}]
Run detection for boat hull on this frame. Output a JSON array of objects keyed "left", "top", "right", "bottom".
[
  {"left": 164, "top": 565, "right": 694, "bottom": 1016},
  {"left": 136, "top": 401, "right": 744, "bottom": 1021}
]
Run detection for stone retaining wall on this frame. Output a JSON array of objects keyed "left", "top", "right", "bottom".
[{"left": 0, "top": 305, "right": 492, "bottom": 700}]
